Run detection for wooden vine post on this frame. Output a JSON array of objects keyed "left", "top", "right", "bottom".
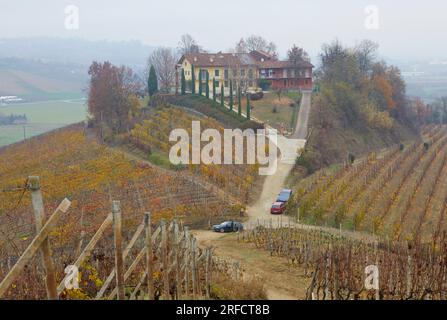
[
  {"left": 28, "top": 176, "right": 58, "bottom": 300},
  {"left": 184, "top": 226, "right": 190, "bottom": 297},
  {"left": 173, "top": 220, "right": 180, "bottom": 299},
  {"left": 112, "top": 201, "right": 125, "bottom": 300},
  {"left": 191, "top": 236, "right": 198, "bottom": 299},
  {"left": 144, "top": 212, "right": 154, "bottom": 300},
  {"left": 161, "top": 219, "right": 169, "bottom": 300}
]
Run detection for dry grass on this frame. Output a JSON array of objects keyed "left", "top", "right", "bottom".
[{"left": 210, "top": 273, "right": 267, "bottom": 300}]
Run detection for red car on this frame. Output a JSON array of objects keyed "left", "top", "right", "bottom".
[{"left": 270, "top": 201, "right": 286, "bottom": 214}]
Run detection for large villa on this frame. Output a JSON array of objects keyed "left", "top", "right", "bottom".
[{"left": 177, "top": 50, "right": 313, "bottom": 94}]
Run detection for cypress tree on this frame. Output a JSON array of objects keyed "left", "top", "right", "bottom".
[
  {"left": 220, "top": 84, "right": 224, "bottom": 108},
  {"left": 229, "top": 80, "right": 233, "bottom": 111},
  {"left": 148, "top": 65, "right": 158, "bottom": 97},
  {"left": 237, "top": 85, "right": 242, "bottom": 116},
  {"left": 198, "top": 69, "right": 203, "bottom": 96},
  {"left": 181, "top": 69, "right": 186, "bottom": 95},
  {"left": 246, "top": 93, "right": 251, "bottom": 120},
  {"left": 205, "top": 71, "right": 210, "bottom": 99},
  {"left": 213, "top": 78, "right": 216, "bottom": 103},
  {"left": 191, "top": 65, "right": 196, "bottom": 94}
]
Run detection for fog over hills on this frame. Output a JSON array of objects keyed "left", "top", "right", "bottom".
[
  {"left": 0, "top": 37, "right": 155, "bottom": 69},
  {"left": 0, "top": 38, "right": 155, "bottom": 99}
]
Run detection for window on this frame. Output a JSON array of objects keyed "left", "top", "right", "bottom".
[
  {"left": 249, "top": 81, "right": 253, "bottom": 87},
  {"left": 224, "top": 69, "right": 229, "bottom": 79},
  {"left": 214, "top": 80, "right": 219, "bottom": 87},
  {"left": 240, "top": 69, "right": 245, "bottom": 77},
  {"left": 224, "top": 81, "right": 229, "bottom": 87},
  {"left": 201, "top": 69, "right": 207, "bottom": 79},
  {"left": 215, "top": 69, "right": 220, "bottom": 77},
  {"left": 268, "top": 69, "right": 273, "bottom": 78},
  {"left": 232, "top": 69, "right": 237, "bottom": 77},
  {"left": 287, "top": 69, "right": 293, "bottom": 78},
  {"left": 248, "top": 69, "right": 253, "bottom": 79}
]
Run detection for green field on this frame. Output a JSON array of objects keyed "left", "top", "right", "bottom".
[
  {"left": 249, "top": 92, "right": 301, "bottom": 132},
  {"left": 0, "top": 99, "right": 87, "bottom": 147}
]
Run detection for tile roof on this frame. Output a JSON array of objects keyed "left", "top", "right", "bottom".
[
  {"left": 178, "top": 51, "right": 314, "bottom": 69},
  {"left": 258, "top": 59, "right": 314, "bottom": 69},
  {"left": 180, "top": 52, "right": 258, "bottom": 67}
]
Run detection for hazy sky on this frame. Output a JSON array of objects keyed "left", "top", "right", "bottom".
[{"left": 1, "top": 0, "right": 446, "bottom": 60}]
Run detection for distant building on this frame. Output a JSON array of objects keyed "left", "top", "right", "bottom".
[
  {"left": 0, "top": 96, "right": 24, "bottom": 104},
  {"left": 177, "top": 50, "right": 313, "bottom": 94},
  {"left": 258, "top": 59, "right": 313, "bottom": 90}
]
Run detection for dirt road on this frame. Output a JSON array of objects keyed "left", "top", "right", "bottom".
[
  {"left": 292, "top": 90, "right": 312, "bottom": 139},
  {"left": 191, "top": 92, "right": 314, "bottom": 299},
  {"left": 192, "top": 230, "right": 309, "bottom": 300}
]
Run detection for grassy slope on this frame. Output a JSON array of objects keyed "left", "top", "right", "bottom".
[
  {"left": 301, "top": 93, "right": 418, "bottom": 171},
  {"left": 165, "top": 94, "right": 263, "bottom": 130},
  {"left": 249, "top": 92, "right": 301, "bottom": 132},
  {"left": 0, "top": 68, "right": 84, "bottom": 100}
]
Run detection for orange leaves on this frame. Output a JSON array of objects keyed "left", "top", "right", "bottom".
[{"left": 372, "top": 74, "right": 396, "bottom": 110}]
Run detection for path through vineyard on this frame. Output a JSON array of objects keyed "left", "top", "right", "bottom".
[
  {"left": 193, "top": 231, "right": 309, "bottom": 300},
  {"left": 193, "top": 92, "right": 313, "bottom": 299}
]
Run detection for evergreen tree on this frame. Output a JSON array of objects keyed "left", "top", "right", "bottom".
[
  {"left": 191, "top": 65, "right": 196, "bottom": 94},
  {"left": 181, "top": 69, "right": 186, "bottom": 95},
  {"left": 229, "top": 80, "right": 233, "bottom": 111},
  {"left": 205, "top": 71, "right": 210, "bottom": 99},
  {"left": 238, "top": 85, "right": 242, "bottom": 116},
  {"left": 213, "top": 78, "right": 216, "bottom": 103},
  {"left": 246, "top": 93, "right": 251, "bottom": 120},
  {"left": 220, "top": 84, "right": 224, "bottom": 108},
  {"left": 198, "top": 69, "right": 203, "bottom": 96},
  {"left": 148, "top": 65, "right": 158, "bottom": 97}
]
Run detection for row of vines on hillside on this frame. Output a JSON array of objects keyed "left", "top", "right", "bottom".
[
  {"left": 288, "top": 125, "right": 447, "bottom": 243},
  {"left": 242, "top": 226, "right": 447, "bottom": 300}
]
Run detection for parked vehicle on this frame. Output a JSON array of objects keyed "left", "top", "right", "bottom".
[
  {"left": 212, "top": 221, "right": 244, "bottom": 233},
  {"left": 276, "top": 189, "right": 292, "bottom": 203},
  {"left": 270, "top": 201, "right": 287, "bottom": 214}
]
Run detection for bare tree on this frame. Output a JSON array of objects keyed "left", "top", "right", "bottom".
[
  {"left": 234, "top": 38, "right": 248, "bottom": 53},
  {"left": 355, "top": 40, "right": 379, "bottom": 74},
  {"left": 233, "top": 35, "right": 278, "bottom": 57},
  {"left": 178, "top": 34, "right": 201, "bottom": 55},
  {"left": 147, "top": 48, "right": 178, "bottom": 93}
]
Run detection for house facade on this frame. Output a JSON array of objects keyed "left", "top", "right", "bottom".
[
  {"left": 177, "top": 50, "right": 313, "bottom": 94},
  {"left": 258, "top": 60, "right": 313, "bottom": 90},
  {"left": 178, "top": 52, "right": 260, "bottom": 94}
]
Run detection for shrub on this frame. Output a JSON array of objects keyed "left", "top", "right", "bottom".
[
  {"left": 210, "top": 273, "right": 267, "bottom": 300},
  {"left": 259, "top": 79, "right": 271, "bottom": 91},
  {"left": 348, "top": 153, "right": 356, "bottom": 164}
]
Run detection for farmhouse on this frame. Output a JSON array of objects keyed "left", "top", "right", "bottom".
[
  {"left": 258, "top": 59, "right": 313, "bottom": 90},
  {"left": 177, "top": 50, "right": 313, "bottom": 94}
]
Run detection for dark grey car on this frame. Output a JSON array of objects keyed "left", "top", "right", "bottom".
[{"left": 212, "top": 221, "right": 244, "bottom": 233}]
